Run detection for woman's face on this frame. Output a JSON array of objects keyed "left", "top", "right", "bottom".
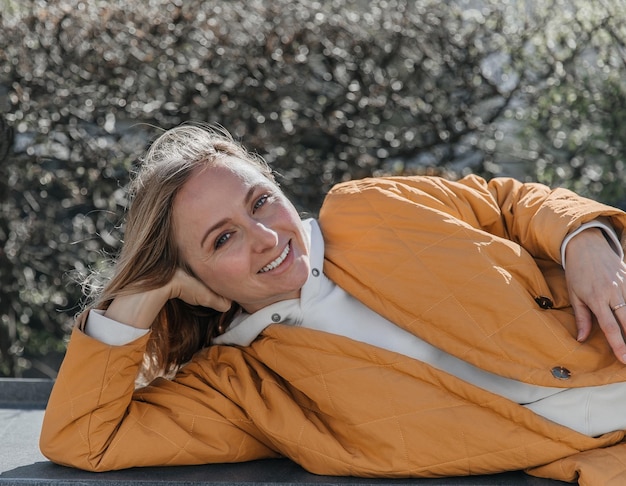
[{"left": 172, "top": 157, "right": 310, "bottom": 314}]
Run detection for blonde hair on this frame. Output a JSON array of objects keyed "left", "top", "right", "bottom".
[{"left": 95, "top": 124, "right": 275, "bottom": 380}]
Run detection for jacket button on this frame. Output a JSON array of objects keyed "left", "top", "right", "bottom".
[
  {"left": 271, "top": 313, "right": 282, "bottom": 322},
  {"left": 535, "top": 296, "right": 554, "bottom": 309},
  {"left": 551, "top": 366, "right": 571, "bottom": 380}
]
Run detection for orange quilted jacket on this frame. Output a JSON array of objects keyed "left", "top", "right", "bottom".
[{"left": 41, "top": 175, "right": 626, "bottom": 485}]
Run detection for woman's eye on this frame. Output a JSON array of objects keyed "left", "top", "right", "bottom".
[
  {"left": 214, "top": 232, "right": 232, "bottom": 249},
  {"left": 253, "top": 194, "right": 269, "bottom": 211}
]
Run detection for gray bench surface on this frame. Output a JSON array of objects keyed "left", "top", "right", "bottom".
[{"left": 0, "top": 379, "right": 568, "bottom": 486}]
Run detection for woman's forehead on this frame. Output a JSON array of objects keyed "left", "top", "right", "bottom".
[
  {"left": 176, "top": 157, "right": 269, "bottom": 209},
  {"left": 195, "top": 156, "right": 267, "bottom": 184}
]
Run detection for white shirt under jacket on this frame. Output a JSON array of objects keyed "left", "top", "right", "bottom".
[{"left": 86, "top": 218, "right": 626, "bottom": 437}]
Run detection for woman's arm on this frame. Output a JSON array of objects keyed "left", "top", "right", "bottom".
[
  {"left": 326, "top": 174, "right": 626, "bottom": 264},
  {"left": 40, "top": 324, "right": 278, "bottom": 471},
  {"left": 480, "top": 176, "right": 626, "bottom": 264},
  {"left": 39, "top": 271, "right": 277, "bottom": 471}
]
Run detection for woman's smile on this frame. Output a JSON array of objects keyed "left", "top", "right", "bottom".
[{"left": 258, "top": 241, "right": 291, "bottom": 273}]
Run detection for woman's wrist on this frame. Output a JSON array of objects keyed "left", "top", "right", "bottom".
[{"left": 104, "top": 287, "right": 169, "bottom": 330}]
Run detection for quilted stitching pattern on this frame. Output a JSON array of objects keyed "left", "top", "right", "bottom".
[
  {"left": 527, "top": 441, "right": 626, "bottom": 485},
  {"left": 40, "top": 328, "right": 279, "bottom": 471},
  {"left": 247, "top": 325, "right": 621, "bottom": 477}
]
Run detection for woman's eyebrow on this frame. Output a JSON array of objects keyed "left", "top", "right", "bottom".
[{"left": 199, "top": 185, "right": 257, "bottom": 248}]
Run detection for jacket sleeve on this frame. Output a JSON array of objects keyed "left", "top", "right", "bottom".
[
  {"left": 327, "top": 174, "right": 626, "bottom": 265},
  {"left": 40, "top": 319, "right": 279, "bottom": 472},
  {"left": 476, "top": 175, "right": 626, "bottom": 264}
]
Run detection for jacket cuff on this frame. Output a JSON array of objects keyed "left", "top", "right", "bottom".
[
  {"left": 561, "top": 218, "right": 624, "bottom": 267},
  {"left": 85, "top": 309, "right": 151, "bottom": 346}
]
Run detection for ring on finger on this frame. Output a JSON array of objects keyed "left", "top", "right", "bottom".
[{"left": 612, "top": 302, "right": 626, "bottom": 312}]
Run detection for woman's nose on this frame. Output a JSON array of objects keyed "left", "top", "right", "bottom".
[{"left": 249, "top": 220, "right": 278, "bottom": 252}]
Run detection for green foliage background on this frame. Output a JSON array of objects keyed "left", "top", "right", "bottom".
[{"left": 1, "top": 0, "right": 625, "bottom": 377}]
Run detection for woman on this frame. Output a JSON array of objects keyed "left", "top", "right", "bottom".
[{"left": 40, "top": 125, "right": 626, "bottom": 485}]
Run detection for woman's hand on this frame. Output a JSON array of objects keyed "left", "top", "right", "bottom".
[
  {"left": 104, "top": 269, "right": 231, "bottom": 330},
  {"left": 564, "top": 228, "right": 626, "bottom": 363},
  {"left": 166, "top": 268, "right": 231, "bottom": 310}
]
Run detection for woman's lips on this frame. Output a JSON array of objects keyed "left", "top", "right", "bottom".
[{"left": 258, "top": 242, "right": 291, "bottom": 273}]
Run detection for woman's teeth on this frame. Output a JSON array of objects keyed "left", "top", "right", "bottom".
[{"left": 259, "top": 244, "right": 290, "bottom": 273}]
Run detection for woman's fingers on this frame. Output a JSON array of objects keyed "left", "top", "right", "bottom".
[
  {"left": 572, "top": 298, "right": 593, "bottom": 343},
  {"left": 594, "top": 304, "right": 626, "bottom": 363},
  {"left": 169, "top": 269, "right": 232, "bottom": 312}
]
